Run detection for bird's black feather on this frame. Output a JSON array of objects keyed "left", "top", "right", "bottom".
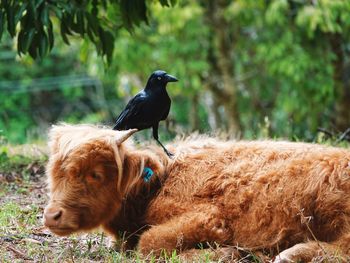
[{"left": 113, "top": 92, "right": 147, "bottom": 130}]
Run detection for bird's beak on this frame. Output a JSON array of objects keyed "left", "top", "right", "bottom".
[{"left": 165, "top": 74, "right": 178, "bottom": 82}]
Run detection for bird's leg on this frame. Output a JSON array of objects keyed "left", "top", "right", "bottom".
[
  {"left": 152, "top": 124, "right": 173, "bottom": 158},
  {"left": 156, "top": 139, "right": 174, "bottom": 158}
]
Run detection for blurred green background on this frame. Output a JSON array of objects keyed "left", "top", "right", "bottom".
[{"left": 1, "top": 0, "right": 350, "bottom": 144}]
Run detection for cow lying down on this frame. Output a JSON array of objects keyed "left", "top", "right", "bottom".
[{"left": 43, "top": 124, "right": 350, "bottom": 262}]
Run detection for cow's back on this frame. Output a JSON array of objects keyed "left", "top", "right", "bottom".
[{"left": 146, "top": 140, "right": 350, "bottom": 249}]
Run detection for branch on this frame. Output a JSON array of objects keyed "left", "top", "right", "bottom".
[{"left": 336, "top": 127, "right": 350, "bottom": 143}]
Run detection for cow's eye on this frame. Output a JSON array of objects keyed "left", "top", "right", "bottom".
[{"left": 91, "top": 172, "right": 102, "bottom": 181}]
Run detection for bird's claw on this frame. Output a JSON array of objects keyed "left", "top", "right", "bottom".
[{"left": 165, "top": 150, "right": 174, "bottom": 159}]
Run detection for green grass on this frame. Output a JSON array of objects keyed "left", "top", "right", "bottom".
[
  {"left": 0, "top": 147, "right": 47, "bottom": 175},
  {"left": 0, "top": 202, "right": 22, "bottom": 228}
]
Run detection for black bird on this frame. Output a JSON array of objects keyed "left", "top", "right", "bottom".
[{"left": 113, "top": 70, "right": 178, "bottom": 157}]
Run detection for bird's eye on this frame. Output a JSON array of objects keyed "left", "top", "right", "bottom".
[{"left": 157, "top": 77, "right": 161, "bottom": 80}]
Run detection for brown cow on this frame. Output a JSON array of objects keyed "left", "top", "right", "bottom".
[{"left": 44, "top": 124, "right": 350, "bottom": 262}]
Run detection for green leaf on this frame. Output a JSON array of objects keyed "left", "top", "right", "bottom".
[
  {"left": 265, "top": 0, "right": 288, "bottom": 26},
  {"left": 28, "top": 0, "right": 37, "bottom": 19},
  {"left": 87, "top": 25, "right": 96, "bottom": 43},
  {"left": 86, "top": 13, "right": 99, "bottom": 35},
  {"left": 98, "top": 27, "right": 114, "bottom": 64},
  {"left": 68, "top": 11, "right": 82, "bottom": 34},
  {"left": 60, "top": 21, "right": 70, "bottom": 45},
  {"left": 47, "top": 21, "right": 54, "bottom": 50},
  {"left": 38, "top": 30, "right": 48, "bottom": 58},
  {"left": 103, "top": 30, "right": 114, "bottom": 64},
  {"left": 14, "top": 2, "right": 27, "bottom": 24},
  {"left": 61, "top": 13, "right": 73, "bottom": 35},
  {"left": 50, "top": 5, "right": 63, "bottom": 19},
  {"left": 92, "top": 0, "right": 98, "bottom": 16},
  {"left": 159, "top": 0, "right": 170, "bottom": 7},
  {"left": 34, "top": 0, "right": 44, "bottom": 9},
  {"left": 76, "top": 10, "right": 85, "bottom": 36},
  {"left": 6, "top": 5, "right": 16, "bottom": 37},
  {"left": 17, "top": 29, "right": 24, "bottom": 55},
  {"left": 28, "top": 32, "right": 39, "bottom": 59},
  {"left": 120, "top": 0, "right": 148, "bottom": 29},
  {"left": 40, "top": 4, "right": 50, "bottom": 26},
  {"left": 56, "top": 2, "right": 72, "bottom": 13},
  {"left": 22, "top": 28, "right": 36, "bottom": 52}
]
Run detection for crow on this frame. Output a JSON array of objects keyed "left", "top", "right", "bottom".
[{"left": 113, "top": 70, "right": 178, "bottom": 157}]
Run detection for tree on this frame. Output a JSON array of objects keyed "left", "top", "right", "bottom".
[
  {"left": 2, "top": 0, "right": 350, "bottom": 143},
  {"left": 221, "top": 0, "right": 350, "bottom": 136},
  {"left": 259, "top": 0, "right": 350, "bottom": 133},
  {"left": 0, "top": 0, "right": 176, "bottom": 63},
  {"left": 0, "top": 35, "right": 98, "bottom": 143},
  {"left": 200, "top": 0, "right": 242, "bottom": 135}
]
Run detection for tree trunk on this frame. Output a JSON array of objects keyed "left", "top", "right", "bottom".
[
  {"left": 203, "top": 91, "right": 224, "bottom": 131},
  {"left": 201, "top": 0, "right": 242, "bottom": 136},
  {"left": 189, "top": 93, "right": 200, "bottom": 132},
  {"left": 330, "top": 33, "right": 350, "bottom": 131}
]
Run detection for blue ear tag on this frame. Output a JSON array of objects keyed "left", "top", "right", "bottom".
[{"left": 143, "top": 167, "right": 154, "bottom": 182}]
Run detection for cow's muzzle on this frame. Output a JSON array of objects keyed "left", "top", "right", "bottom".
[
  {"left": 43, "top": 208, "right": 63, "bottom": 227},
  {"left": 43, "top": 206, "right": 78, "bottom": 235}
]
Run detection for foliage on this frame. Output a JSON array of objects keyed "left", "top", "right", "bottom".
[
  {"left": 0, "top": 35, "right": 94, "bottom": 143},
  {"left": 248, "top": 0, "right": 350, "bottom": 137},
  {"left": 0, "top": 0, "right": 177, "bottom": 63},
  {"left": 1, "top": 0, "right": 350, "bottom": 143},
  {"left": 221, "top": 0, "right": 350, "bottom": 138},
  {"left": 227, "top": 1, "right": 347, "bottom": 138}
]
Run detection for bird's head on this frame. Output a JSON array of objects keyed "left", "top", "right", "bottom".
[{"left": 146, "top": 70, "right": 178, "bottom": 89}]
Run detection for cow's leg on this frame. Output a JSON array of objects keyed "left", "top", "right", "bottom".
[
  {"left": 138, "top": 209, "right": 231, "bottom": 256},
  {"left": 274, "top": 233, "right": 350, "bottom": 263},
  {"left": 274, "top": 242, "right": 326, "bottom": 263}
]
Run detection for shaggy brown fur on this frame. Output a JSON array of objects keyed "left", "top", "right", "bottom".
[{"left": 44, "top": 124, "right": 350, "bottom": 262}]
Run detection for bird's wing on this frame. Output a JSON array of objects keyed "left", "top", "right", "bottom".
[
  {"left": 161, "top": 100, "right": 171, "bottom": 121},
  {"left": 113, "top": 93, "right": 147, "bottom": 130}
]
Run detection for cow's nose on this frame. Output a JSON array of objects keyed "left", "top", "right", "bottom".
[{"left": 44, "top": 209, "right": 62, "bottom": 227}]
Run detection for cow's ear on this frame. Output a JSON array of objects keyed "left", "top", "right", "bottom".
[
  {"left": 48, "top": 125, "right": 65, "bottom": 154},
  {"left": 115, "top": 129, "right": 138, "bottom": 145},
  {"left": 124, "top": 149, "right": 166, "bottom": 182},
  {"left": 144, "top": 152, "right": 165, "bottom": 177}
]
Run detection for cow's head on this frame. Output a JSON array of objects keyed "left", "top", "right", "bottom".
[{"left": 43, "top": 124, "right": 137, "bottom": 236}]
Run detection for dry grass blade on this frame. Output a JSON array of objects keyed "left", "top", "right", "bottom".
[{"left": 6, "top": 244, "right": 32, "bottom": 260}]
